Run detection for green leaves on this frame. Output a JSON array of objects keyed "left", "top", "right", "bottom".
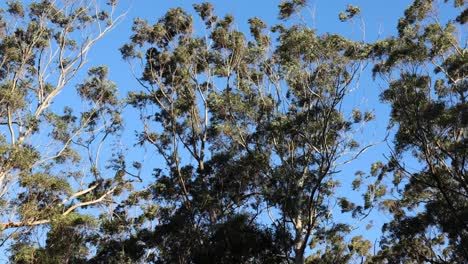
[
  {"left": 371, "top": 0, "right": 468, "bottom": 262},
  {"left": 6, "top": 1, "right": 24, "bottom": 17},
  {"left": 1, "top": 0, "right": 465, "bottom": 262},
  {"left": 339, "top": 5, "right": 361, "bottom": 22},
  {"left": 20, "top": 173, "right": 71, "bottom": 194},
  {"left": 349, "top": 235, "right": 371, "bottom": 256},
  {"left": 119, "top": 2, "right": 374, "bottom": 262},
  {"left": 77, "top": 66, "right": 118, "bottom": 106},
  {"left": 0, "top": 143, "right": 40, "bottom": 171},
  {"left": 278, "top": 0, "right": 307, "bottom": 20},
  {"left": 0, "top": 1, "right": 126, "bottom": 261},
  {"left": 339, "top": 198, "right": 356, "bottom": 213},
  {"left": 352, "top": 109, "right": 362, "bottom": 123},
  {"left": 193, "top": 2, "right": 216, "bottom": 27}
]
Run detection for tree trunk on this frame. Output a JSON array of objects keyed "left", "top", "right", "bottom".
[{"left": 294, "top": 216, "right": 305, "bottom": 264}]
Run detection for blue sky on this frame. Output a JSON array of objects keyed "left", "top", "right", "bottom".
[
  {"left": 84, "top": 0, "right": 416, "bottom": 247},
  {"left": 89, "top": 0, "right": 414, "bottom": 163},
  {"left": 0, "top": 0, "right": 431, "bottom": 259},
  {"left": 90, "top": 0, "right": 414, "bottom": 92},
  {"left": 1, "top": 0, "right": 464, "bottom": 261}
]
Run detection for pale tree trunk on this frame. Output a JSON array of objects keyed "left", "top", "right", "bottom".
[{"left": 294, "top": 215, "right": 305, "bottom": 264}]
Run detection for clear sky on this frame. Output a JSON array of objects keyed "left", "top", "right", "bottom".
[
  {"left": 1, "top": 0, "right": 462, "bottom": 261},
  {"left": 90, "top": 0, "right": 414, "bottom": 95},
  {"left": 83, "top": 0, "right": 417, "bottom": 247},
  {"left": 89, "top": 0, "right": 414, "bottom": 161},
  {"left": 0, "top": 0, "right": 425, "bottom": 258}
]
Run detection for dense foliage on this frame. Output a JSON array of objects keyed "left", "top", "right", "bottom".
[
  {"left": 370, "top": 0, "right": 467, "bottom": 262},
  {"left": 0, "top": 0, "right": 465, "bottom": 263}
]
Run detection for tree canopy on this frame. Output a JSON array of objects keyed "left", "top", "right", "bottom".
[{"left": 0, "top": 0, "right": 466, "bottom": 263}]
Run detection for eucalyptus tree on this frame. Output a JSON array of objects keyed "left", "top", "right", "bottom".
[
  {"left": 119, "top": 2, "right": 376, "bottom": 263},
  {"left": 116, "top": 4, "right": 285, "bottom": 263},
  {"left": 262, "top": 3, "right": 378, "bottom": 263},
  {"left": 0, "top": 0, "right": 127, "bottom": 262},
  {"left": 369, "top": 0, "right": 468, "bottom": 262}
]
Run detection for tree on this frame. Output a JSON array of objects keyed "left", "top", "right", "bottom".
[
  {"left": 259, "top": 4, "right": 378, "bottom": 263},
  {"left": 116, "top": 4, "right": 284, "bottom": 263},
  {"left": 370, "top": 0, "right": 468, "bottom": 262},
  {"left": 118, "top": 2, "right": 375, "bottom": 263},
  {"left": 0, "top": 0, "right": 126, "bottom": 262},
  {"left": 2, "top": 0, "right": 465, "bottom": 263}
]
